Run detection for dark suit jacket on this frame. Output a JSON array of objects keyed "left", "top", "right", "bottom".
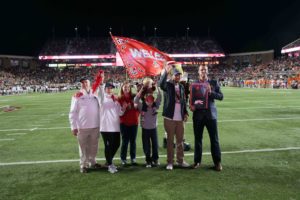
[
  {"left": 192, "top": 79, "right": 223, "bottom": 120},
  {"left": 159, "top": 72, "right": 188, "bottom": 120}
]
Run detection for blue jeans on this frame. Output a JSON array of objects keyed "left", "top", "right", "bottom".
[
  {"left": 142, "top": 128, "right": 159, "bottom": 163},
  {"left": 120, "top": 124, "right": 138, "bottom": 161}
]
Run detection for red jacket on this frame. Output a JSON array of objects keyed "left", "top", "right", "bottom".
[{"left": 118, "top": 95, "right": 140, "bottom": 126}]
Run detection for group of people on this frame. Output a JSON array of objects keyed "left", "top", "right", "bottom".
[{"left": 69, "top": 62, "right": 224, "bottom": 174}]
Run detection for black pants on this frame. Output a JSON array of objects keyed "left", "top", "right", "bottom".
[
  {"left": 142, "top": 128, "right": 159, "bottom": 163},
  {"left": 101, "top": 132, "right": 120, "bottom": 165},
  {"left": 120, "top": 124, "right": 138, "bottom": 161},
  {"left": 193, "top": 117, "right": 221, "bottom": 165}
]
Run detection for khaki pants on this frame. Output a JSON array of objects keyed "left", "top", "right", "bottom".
[
  {"left": 164, "top": 118, "right": 184, "bottom": 164},
  {"left": 78, "top": 127, "right": 100, "bottom": 168}
]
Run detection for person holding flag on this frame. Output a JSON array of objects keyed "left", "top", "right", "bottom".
[{"left": 159, "top": 61, "right": 190, "bottom": 170}]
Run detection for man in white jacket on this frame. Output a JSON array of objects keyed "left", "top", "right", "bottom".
[{"left": 69, "top": 77, "right": 101, "bottom": 173}]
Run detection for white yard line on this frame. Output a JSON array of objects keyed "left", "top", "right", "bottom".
[
  {"left": 6, "top": 133, "right": 27, "bottom": 136},
  {"left": 0, "top": 105, "right": 9, "bottom": 109},
  {"left": 0, "top": 138, "right": 15, "bottom": 141},
  {"left": 221, "top": 106, "right": 300, "bottom": 110},
  {"left": 0, "top": 147, "right": 299, "bottom": 166},
  {"left": 218, "top": 117, "right": 300, "bottom": 122},
  {"left": 1, "top": 116, "right": 300, "bottom": 132}
]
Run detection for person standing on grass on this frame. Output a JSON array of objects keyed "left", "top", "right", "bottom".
[
  {"left": 159, "top": 61, "right": 190, "bottom": 170},
  {"left": 96, "top": 74, "right": 126, "bottom": 174},
  {"left": 118, "top": 81, "right": 140, "bottom": 166},
  {"left": 134, "top": 83, "right": 162, "bottom": 168},
  {"left": 190, "top": 65, "right": 223, "bottom": 171},
  {"left": 69, "top": 77, "right": 101, "bottom": 173}
]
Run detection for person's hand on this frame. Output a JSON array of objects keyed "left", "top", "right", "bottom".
[
  {"left": 184, "top": 114, "right": 188, "bottom": 122},
  {"left": 195, "top": 100, "right": 204, "bottom": 105},
  {"left": 207, "top": 84, "right": 212, "bottom": 94},
  {"left": 100, "top": 71, "right": 105, "bottom": 82},
  {"left": 190, "top": 105, "right": 195, "bottom": 112},
  {"left": 72, "top": 129, "right": 78, "bottom": 136},
  {"left": 163, "top": 61, "right": 172, "bottom": 74},
  {"left": 122, "top": 102, "right": 128, "bottom": 111}
]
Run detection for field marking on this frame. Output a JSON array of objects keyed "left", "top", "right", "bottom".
[
  {"left": 0, "top": 105, "right": 9, "bottom": 109},
  {"left": 1, "top": 116, "right": 300, "bottom": 132},
  {"left": 221, "top": 106, "right": 300, "bottom": 110},
  {"left": 0, "top": 147, "right": 299, "bottom": 166},
  {"left": 218, "top": 117, "right": 300, "bottom": 122},
  {"left": 6, "top": 133, "right": 27, "bottom": 136},
  {"left": 1, "top": 105, "right": 300, "bottom": 118},
  {"left": 0, "top": 138, "right": 15, "bottom": 141}
]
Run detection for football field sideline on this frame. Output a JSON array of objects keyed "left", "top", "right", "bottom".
[
  {"left": 1, "top": 146, "right": 299, "bottom": 166},
  {"left": 1, "top": 116, "right": 300, "bottom": 132}
]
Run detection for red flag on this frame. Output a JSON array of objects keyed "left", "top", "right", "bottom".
[{"left": 111, "top": 34, "right": 173, "bottom": 79}]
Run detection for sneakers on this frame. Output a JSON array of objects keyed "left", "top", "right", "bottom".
[
  {"left": 121, "top": 160, "right": 127, "bottom": 166},
  {"left": 152, "top": 160, "right": 160, "bottom": 167},
  {"left": 146, "top": 162, "right": 152, "bottom": 168},
  {"left": 108, "top": 164, "right": 118, "bottom": 174},
  {"left": 131, "top": 159, "right": 138, "bottom": 166},
  {"left": 193, "top": 163, "right": 201, "bottom": 169},
  {"left": 214, "top": 163, "right": 223, "bottom": 171},
  {"left": 80, "top": 167, "right": 88, "bottom": 173},
  {"left": 166, "top": 164, "right": 173, "bottom": 170},
  {"left": 91, "top": 163, "right": 102, "bottom": 169},
  {"left": 176, "top": 161, "right": 190, "bottom": 168}
]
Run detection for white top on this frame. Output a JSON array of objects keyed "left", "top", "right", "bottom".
[
  {"left": 69, "top": 90, "right": 100, "bottom": 130},
  {"left": 173, "top": 84, "right": 182, "bottom": 121},
  {"left": 98, "top": 86, "right": 124, "bottom": 132}
]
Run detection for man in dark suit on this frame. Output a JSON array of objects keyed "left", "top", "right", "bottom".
[{"left": 190, "top": 65, "right": 223, "bottom": 171}]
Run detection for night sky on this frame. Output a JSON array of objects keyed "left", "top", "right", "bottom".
[{"left": 1, "top": 0, "right": 300, "bottom": 56}]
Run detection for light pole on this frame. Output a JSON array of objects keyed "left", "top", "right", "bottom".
[
  {"left": 186, "top": 27, "right": 190, "bottom": 39},
  {"left": 75, "top": 26, "right": 78, "bottom": 38},
  {"left": 109, "top": 27, "right": 112, "bottom": 33},
  {"left": 154, "top": 27, "right": 157, "bottom": 38}
]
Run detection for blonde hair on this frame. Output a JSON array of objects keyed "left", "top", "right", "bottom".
[{"left": 119, "top": 81, "right": 133, "bottom": 97}]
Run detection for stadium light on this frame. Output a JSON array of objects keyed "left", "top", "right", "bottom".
[{"left": 281, "top": 46, "right": 300, "bottom": 54}]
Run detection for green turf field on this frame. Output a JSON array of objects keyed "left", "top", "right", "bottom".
[{"left": 0, "top": 87, "right": 299, "bottom": 200}]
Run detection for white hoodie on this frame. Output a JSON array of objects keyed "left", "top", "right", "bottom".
[{"left": 69, "top": 90, "right": 100, "bottom": 130}]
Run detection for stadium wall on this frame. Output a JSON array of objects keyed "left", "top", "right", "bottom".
[
  {"left": 226, "top": 50, "right": 274, "bottom": 66},
  {"left": 0, "top": 55, "right": 38, "bottom": 69}
]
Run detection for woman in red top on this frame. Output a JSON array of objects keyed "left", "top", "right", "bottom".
[{"left": 118, "top": 81, "right": 140, "bottom": 165}]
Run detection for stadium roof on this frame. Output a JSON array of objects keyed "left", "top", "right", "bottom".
[{"left": 281, "top": 37, "right": 300, "bottom": 54}]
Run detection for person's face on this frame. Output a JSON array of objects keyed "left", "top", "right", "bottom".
[
  {"left": 81, "top": 80, "right": 90, "bottom": 90},
  {"left": 199, "top": 65, "right": 208, "bottom": 80},
  {"left": 146, "top": 101, "right": 154, "bottom": 107},
  {"left": 105, "top": 87, "right": 113, "bottom": 94},
  {"left": 173, "top": 74, "right": 181, "bottom": 83},
  {"left": 122, "top": 84, "right": 131, "bottom": 94}
]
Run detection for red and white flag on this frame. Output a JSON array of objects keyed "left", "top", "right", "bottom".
[{"left": 111, "top": 34, "right": 173, "bottom": 78}]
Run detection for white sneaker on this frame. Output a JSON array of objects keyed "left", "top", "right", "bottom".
[
  {"left": 108, "top": 164, "right": 118, "bottom": 174},
  {"left": 111, "top": 164, "right": 118, "bottom": 169},
  {"left": 146, "top": 164, "right": 152, "bottom": 168},
  {"left": 166, "top": 164, "right": 173, "bottom": 170},
  {"left": 121, "top": 160, "right": 127, "bottom": 166},
  {"left": 176, "top": 161, "right": 190, "bottom": 168}
]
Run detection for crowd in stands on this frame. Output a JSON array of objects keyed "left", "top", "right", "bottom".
[
  {"left": 1, "top": 55, "right": 300, "bottom": 96},
  {"left": 2, "top": 35, "right": 300, "bottom": 95},
  {"left": 0, "top": 65, "right": 128, "bottom": 95}
]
